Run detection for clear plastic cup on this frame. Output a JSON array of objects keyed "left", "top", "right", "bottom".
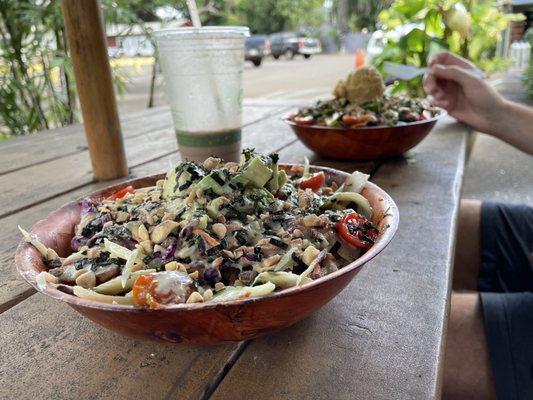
[{"left": 154, "top": 26, "right": 249, "bottom": 162}]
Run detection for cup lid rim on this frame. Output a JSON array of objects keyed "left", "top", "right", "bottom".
[{"left": 154, "top": 26, "right": 250, "bottom": 39}]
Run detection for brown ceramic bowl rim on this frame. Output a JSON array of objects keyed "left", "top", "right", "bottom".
[
  {"left": 15, "top": 164, "right": 399, "bottom": 313},
  {"left": 283, "top": 107, "right": 447, "bottom": 131}
]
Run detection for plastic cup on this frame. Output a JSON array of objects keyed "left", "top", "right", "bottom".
[{"left": 154, "top": 26, "right": 249, "bottom": 162}]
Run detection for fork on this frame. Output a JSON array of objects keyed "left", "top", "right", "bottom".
[{"left": 383, "top": 61, "right": 486, "bottom": 80}]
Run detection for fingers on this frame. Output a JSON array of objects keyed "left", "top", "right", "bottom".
[
  {"left": 429, "top": 94, "right": 450, "bottom": 110},
  {"left": 423, "top": 71, "right": 451, "bottom": 110},
  {"left": 423, "top": 70, "right": 438, "bottom": 95},
  {"left": 428, "top": 51, "right": 476, "bottom": 70},
  {"left": 430, "top": 64, "right": 480, "bottom": 88}
]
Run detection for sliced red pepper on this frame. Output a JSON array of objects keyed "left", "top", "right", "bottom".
[
  {"left": 107, "top": 185, "right": 134, "bottom": 200},
  {"left": 338, "top": 212, "right": 378, "bottom": 250},
  {"left": 299, "top": 171, "right": 325, "bottom": 192}
]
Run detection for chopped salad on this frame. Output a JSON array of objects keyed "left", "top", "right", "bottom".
[
  {"left": 21, "top": 150, "right": 380, "bottom": 308},
  {"left": 288, "top": 66, "right": 440, "bottom": 128},
  {"left": 289, "top": 95, "right": 440, "bottom": 128}
]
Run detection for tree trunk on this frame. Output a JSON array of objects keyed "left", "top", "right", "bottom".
[
  {"left": 61, "top": 0, "right": 128, "bottom": 180},
  {"left": 147, "top": 61, "right": 157, "bottom": 108}
]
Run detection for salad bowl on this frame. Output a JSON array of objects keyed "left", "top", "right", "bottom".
[
  {"left": 15, "top": 165, "right": 398, "bottom": 344},
  {"left": 285, "top": 110, "right": 446, "bottom": 161}
]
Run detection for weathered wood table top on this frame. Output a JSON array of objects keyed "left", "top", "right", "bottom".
[{"left": 0, "top": 99, "right": 468, "bottom": 400}]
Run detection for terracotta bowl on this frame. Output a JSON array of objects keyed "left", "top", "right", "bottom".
[
  {"left": 15, "top": 165, "right": 399, "bottom": 344},
  {"left": 285, "top": 110, "right": 446, "bottom": 160}
]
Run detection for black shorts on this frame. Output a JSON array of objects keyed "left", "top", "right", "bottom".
[{"left": 478, "top": 201, "right": 533, "bottom": 400}]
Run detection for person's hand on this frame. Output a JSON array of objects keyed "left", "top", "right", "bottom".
[{"left": 423, "top": 51, "right": 507, "bottom": 135}]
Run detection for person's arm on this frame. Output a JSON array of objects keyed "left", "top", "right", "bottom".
[
  {"left": 423, "top": 51, "right": 533, "bottom": 154},
  {"left": 495, "top": 100, "right": 533, "bottom": 154}
]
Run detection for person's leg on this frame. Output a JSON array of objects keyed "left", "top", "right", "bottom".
[
  {"left": 453, "top": 199, "right": 482, "bottom": 291},
  {"left": 443, "top": 292, "right": 497, "bottom": 400}
]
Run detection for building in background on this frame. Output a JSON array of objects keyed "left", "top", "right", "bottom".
[{"left": 106, "top": 20, "right": 190, "bottom": 58}]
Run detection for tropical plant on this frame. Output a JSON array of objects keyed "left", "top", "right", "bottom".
[
  {"left": 0, "top": 0, "right": 168, "bottom": 140},
  {"left": 230, "top": 0, "right": 324, "bottom": 35},
  {"left": 373, "top": 0, "right": 523, "bottom": 96},
  {"left": 0, "top": 1, "right": 75, "bottom": 139},
  {"left": 346, "top": 0, "right": 393, "bottom": 31}
]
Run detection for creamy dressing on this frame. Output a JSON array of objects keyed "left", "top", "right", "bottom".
[{"left": 154, "top": 271, "right": 193, "bottom": 303}]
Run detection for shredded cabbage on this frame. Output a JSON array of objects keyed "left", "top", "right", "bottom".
[
  {"left": 121, "top": 248, "right": 140, "bottom": 288},
  {"left": 211, "top": 282, "right": 276, "bottom": 302},
  {"left": 302, "top": 156, "right": 310, "bottom": 178},
  {"left": 274, "top": 248, "right": 296, "bottom": 271},
  {"left": 297, "top": 249, "right": 327, "bottom": 285},
  {"left": 18, "top": 226, "right": 57, "bottom": 260},
  {"left": 322, "top": 192, "right": 372, "bottom": 219},
  {"left": 95, "top": 269, "right": 156, "bottom": 295},
  {"left": 104, "top": 238, "right": 132, "bottom": 260},
  {"left": 341, "top": 171, "right": 370, "bottom": 194},
  {"left": 73, "top": 286, "right": 134, "bottom": 305},
  {"left": 253, "top": 271, "right": 311, "bottom": 289}
]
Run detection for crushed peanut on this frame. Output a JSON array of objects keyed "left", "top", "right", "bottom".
[
  {"left": 186, "top": 291, "right": 204, "bottom": 304},
  {"left": 165, "top": 261, "right": 178, "bottom": 271},
  {"left": 202, "top": 289, "right": 213, "bottom": 301},
  {"left": 188, "top": 270, "right": 199, "bottom": 280},
  {"left": 302, "top": 245, "right": 320, "bottom": 265},
  {"left": 212, "top": 223, "right": 227, "bottom": 239}
]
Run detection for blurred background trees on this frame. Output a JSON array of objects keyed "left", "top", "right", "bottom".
[
  {"left": 0, "top": 0, "right": 526, "bottom": 139},
  {"left": 373, "top": 0, "right": 523, "bottom": 96}
]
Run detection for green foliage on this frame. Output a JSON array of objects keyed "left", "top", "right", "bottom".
[
  {"left": 0, "top": 0, "right": 149, "bottom": 140},
  {"left": 373, "top": 0, "right": 522, "bottom": 96},
  {"left": 175, "top": 0, "right": 325, "bottom": 34},
  {"left": 0, "top": 0, "right": 73, "bottom": 139},
  {"left": 231, "top": 0, "right": 324, "bottom": 34},
  {"left": 346, "top": 0, "right": 394, "bottom": 31}
]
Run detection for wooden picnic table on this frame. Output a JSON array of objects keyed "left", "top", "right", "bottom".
[{"left": 0, "top": 99, "right": 469, "bottom": 400}]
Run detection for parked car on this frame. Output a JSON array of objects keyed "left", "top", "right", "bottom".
[
  {"left": 245, "top": 35, "right": 270, "bottom": 67},
  {"left": 269, "top": 32, "right": 322, "bottom": 60}
]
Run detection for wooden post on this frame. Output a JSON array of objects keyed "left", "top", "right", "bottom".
[{"left": 61, "top": 0, "right": 128, "bottom": 180}]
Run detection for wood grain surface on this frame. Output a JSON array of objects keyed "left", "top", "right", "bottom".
[
  {"left": 0, "top": 294, "right": 239, "bottom": 400},
  {"left": 211, "top": 116, "right": 468, "bottom": 400},
  {"left": 0, "top": 107, "right": 469, "bottom": 399}
]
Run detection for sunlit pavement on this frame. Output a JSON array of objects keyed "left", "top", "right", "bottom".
[{"left": 116, "top": 53, "right": 356, "bottom": 114}]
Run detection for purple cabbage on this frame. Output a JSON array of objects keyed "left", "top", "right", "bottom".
[
  {"left": 162, "top": 242, "right": 178, "bottom": 261},
  {"left": 120, "top": 237, "right": 138, "bottom": 250},
  {"left": 101, "top": 213, "right": 112, "bottom": 224},
  {"left": 71, "top": 235, "right": 88, "bottom": 251},
  {"left": 179, "top": 218, "right": 199, "bottom": 239},
  {"left": 86, "top": 232, "right": 105, "bottom": 247},
  {"left": 80, "top": 198, "right": 98, "bottom": 216},
  {"left": 203, "top": 267, "right": 221, "bottom": 286}
]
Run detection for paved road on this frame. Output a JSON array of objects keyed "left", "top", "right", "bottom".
[{"left": 117, "top": 53, "right": 355, "bottom": 114}]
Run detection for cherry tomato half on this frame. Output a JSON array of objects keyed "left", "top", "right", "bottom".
[
  {"left": 132, "top": 272, "right": 194, "bottom": 309},
  {"left": 293, "top": 115, "right": 315, "bottom": 126},
  {"left": 338, "top": 212, "right": 378, "bottom": 250},
  {"left": 299, "top": 171, "right": 325, "bottom": 192},
  {"left": 107, "top": 185, "right": 134, "bottom": 200},
  {"left": 132, "top": 274, "right": 163, "bottom": 309},
  {"left": 341, "top": 114, "right": 372, "bottom": 127}
]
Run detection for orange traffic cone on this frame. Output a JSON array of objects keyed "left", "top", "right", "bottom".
[{"left": 355, "top": 49, "right": 365, "bottom": 68}]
